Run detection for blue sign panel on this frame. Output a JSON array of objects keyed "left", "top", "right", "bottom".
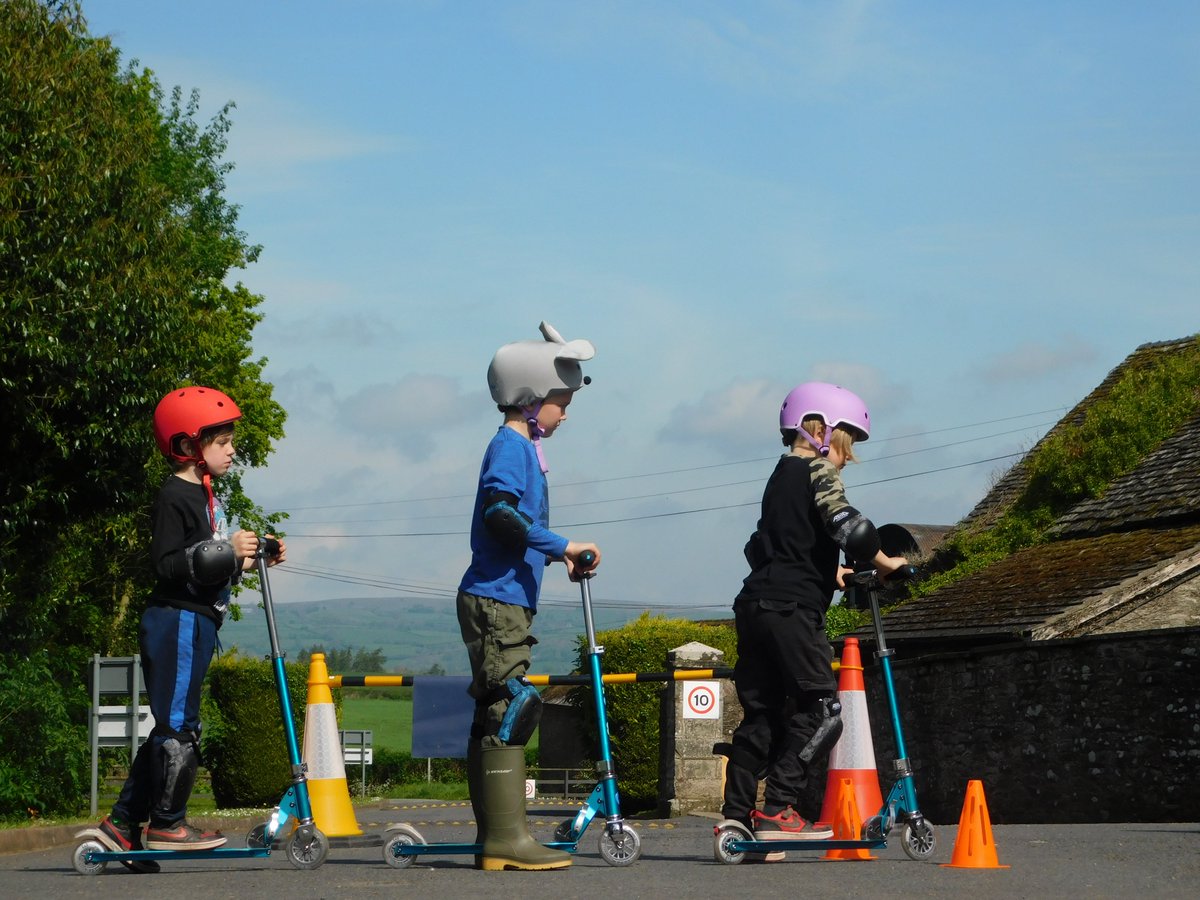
[{"left": 411, "top": 676, "right": 475, "bottom": 759}]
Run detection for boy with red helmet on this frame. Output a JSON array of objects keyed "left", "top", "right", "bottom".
[
  {"left": 715, "top": 382, "right": 907, "bottom": 858},
  {"left": 95, "top": 387, "right": 287, "bottom": 870}
]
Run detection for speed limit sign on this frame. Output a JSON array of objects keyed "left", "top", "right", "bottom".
[{"left": 683, "top": 681, "right": 721, "bottom": 720}]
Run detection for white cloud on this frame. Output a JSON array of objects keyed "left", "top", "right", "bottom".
[
  {"left": 337, "top": 375, "right": 492, "bottom": 461},
  {"left": 977, "top": 337, "right": 1100, "bottom": 383}
]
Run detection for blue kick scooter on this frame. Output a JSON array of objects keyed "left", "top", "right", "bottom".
[
  {"left": 712, "top": 566, "right": 937, "bottom": 864},
  {"left": 73, "top": 538, "right": 330, "bottom": 874},
  {"left": 382, "top": 550, "right": 642, "bottom": 868}
]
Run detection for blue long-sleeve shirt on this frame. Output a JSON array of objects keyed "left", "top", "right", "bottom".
[{"left": 458, "top": 427, "right": 569, "bottom": 611}]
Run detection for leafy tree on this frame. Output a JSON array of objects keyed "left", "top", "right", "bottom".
[
  {"left": 0, "top": 0, "right": 285, "bottom": 816},
  {"left": 299, "top": 646, "right": 388, "bottom": 673}
]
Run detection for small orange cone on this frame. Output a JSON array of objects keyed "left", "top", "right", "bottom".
[
  {"left": 819, "top": 638, "right": 884, "bottom": 825},
  {"left": 302, "top": 653, "right": 362, "bottom": 837},
  {"left": 941, "top": 780, "right": 1008, "bottom": 869},
  {"left": 824, "top": 777, "right": 874, "bottom": 861}
]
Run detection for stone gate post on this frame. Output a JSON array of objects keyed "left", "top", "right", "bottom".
[{"left": 657, "top": 641, "right": 737, "bottom": 817}]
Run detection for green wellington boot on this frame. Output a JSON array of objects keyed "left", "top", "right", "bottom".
[
  {"left": 478, "top": 745, "right": 571, "bottom": 871},
  {"left": 467, "top": 739, "right": 485, "bottom": 868}
]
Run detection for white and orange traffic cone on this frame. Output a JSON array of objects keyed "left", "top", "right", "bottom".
[
  {"left": 302, "top": 653, "right": 362, "bottom": 837},
  {"left": 818, "top": 637, "right": 883, "bottom": 826}
]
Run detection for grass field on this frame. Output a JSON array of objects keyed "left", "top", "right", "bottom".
[
  {"left": 340, "top": 695, "right": 412, "bottom": 751},
  {"left": 339, "top": 693, "right": 538, "bottom": 753}
]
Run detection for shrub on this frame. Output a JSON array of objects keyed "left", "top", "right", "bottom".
[
  {"left": 568, "top": 613, "right": 739, "bottom": 810},
  {"left": 0, "top": 653, "right": 89, "bottom": 819},
  {"left": 204, "top": 653, "right": 308, "bottom": 808}
]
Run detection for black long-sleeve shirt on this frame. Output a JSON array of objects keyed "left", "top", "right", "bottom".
[
  {"left": 150, "top": 475, "right": 233, "bottom": 625},
  {"left": 736, "top": 454, "right": 863, "bottom": 612}
]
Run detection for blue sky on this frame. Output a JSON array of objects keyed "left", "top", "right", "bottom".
[{"left": 86, "top": 1, "right": 1199, "bottom": 619}]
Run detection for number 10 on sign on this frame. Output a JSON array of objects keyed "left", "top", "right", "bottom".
[{"left": 683, "top": 681, "right": 721, "bottom": 720}]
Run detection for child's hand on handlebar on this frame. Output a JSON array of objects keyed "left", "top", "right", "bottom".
[
  {"left": 264, "top": 535, "right": 287, "bottom": 567},
  {"left": 836, "top": 565, "right": 855, "bottom": 590},
  {"left": 232, "top": 530, "right": 259, "bottom": 569},
  {"left": 564, "top": 542, "right": 600, "bottom": 581},
  {"left": 876, "top": 554, "right": 909, "bottom": 581}
]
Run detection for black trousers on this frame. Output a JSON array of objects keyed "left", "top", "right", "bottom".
[{"left": 722, "top": 599, "right": 837, "bottom": 821}]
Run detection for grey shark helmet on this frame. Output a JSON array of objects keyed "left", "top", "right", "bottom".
[{"left": 488, "top": 321, "right": 595, "bottom": 409}]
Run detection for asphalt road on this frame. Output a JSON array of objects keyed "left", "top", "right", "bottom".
[{"left": 3, "top": 800, "right": 1197, "bottom": 900}]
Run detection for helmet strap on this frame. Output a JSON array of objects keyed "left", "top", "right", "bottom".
[
  {"left": 201, "top": 470, "right": 218, "bottom": 534},
  {"left": 521, "top": 403, "right": 550, "bottom": 474},
  {"left": 797, "top": 424, "right": 831, "bottom": 457}
]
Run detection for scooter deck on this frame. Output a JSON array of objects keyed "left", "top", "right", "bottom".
[
  {"left": 383, "top": 840, "right": 581, "bottom": 858},
  {"left": 726, "top": 837, "right": 887, "bottom": 852},
  {"left": 74, "top": 827, "right": 271, "bottom": 863}
]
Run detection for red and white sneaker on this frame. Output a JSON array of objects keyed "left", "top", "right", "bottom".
[
  {"left": 752, "top": 807, "right": 833, "bottom": 841},
  {"left": 144, "top": 821, "right": 227, "bottom": 851},
  {"left": 98, "top": 815, "right": 161, "bottom": 874}
]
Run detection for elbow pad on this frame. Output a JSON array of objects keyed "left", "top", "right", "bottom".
[
  {"left": 830, "top": 507, "right": 881, "bottom": 563},
  {"left": 186, "top": 540, "right": 239, "bottom": 586},
  {"left": 482, "top": 492, "right": 533, "bottom": 552}
]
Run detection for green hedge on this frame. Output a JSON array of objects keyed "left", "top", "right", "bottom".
[
  {"left": 0, "top": 653, "right": 89, "bottom": 820},
  {"left": 568, "top": 613, "right": 739, "bottom": 811},
  {"left": 203, "top": 654, "right": 312, "bottom": 808}
]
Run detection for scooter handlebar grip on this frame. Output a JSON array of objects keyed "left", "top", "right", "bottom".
[
  {"left": 578, "top": 549, "right": 597, "bottom": 569},
  {"left": 260, "top": 537, "right": 282, "bottom": 558}
]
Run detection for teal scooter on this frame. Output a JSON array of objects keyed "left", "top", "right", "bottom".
[
  {"left": 382, "top": 550, "right": 642, "bottom": 868},
  {"left": 73, "top": 538, "right": 329, "bottom": 875}
]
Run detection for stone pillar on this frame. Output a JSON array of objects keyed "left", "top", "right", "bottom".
[{"left": 657, "top": 641, "right": 736, "bottom": 817}]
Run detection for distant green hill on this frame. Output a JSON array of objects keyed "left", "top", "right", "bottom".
[{"left": 219, "top": 595, "right": 654, "bottom": 676}]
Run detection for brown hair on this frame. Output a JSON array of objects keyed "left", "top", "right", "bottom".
[{"left": 169, "top": 422, "right": 235, "bottom": 471}]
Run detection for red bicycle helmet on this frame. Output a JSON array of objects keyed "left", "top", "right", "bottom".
[{"left": 153, "top": 386, "right": 242, "bottom": 464}]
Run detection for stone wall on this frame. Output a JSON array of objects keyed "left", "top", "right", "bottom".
[{"left": 793, "top": 626, "right": 1200, "bottom": 824}]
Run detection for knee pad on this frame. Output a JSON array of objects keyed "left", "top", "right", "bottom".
[
  {"left": 492, "top": 677, "right": 543, "bottom": 746},
  {"left": 797, "top": 697, "right": 843, "bottom": 766},
  {"left": 152, "top": 735, "right": 200, "bottom": 818}
]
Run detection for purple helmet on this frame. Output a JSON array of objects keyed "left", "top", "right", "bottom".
[{"left": 779, "top": 382, "right": 870, "bottom": 453}]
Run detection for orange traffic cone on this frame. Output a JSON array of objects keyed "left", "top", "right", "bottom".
[
  {"left": 819, "top": 638, "right": 883, "bottom": 826},
  {"left": 941, "top": 780, "right": 1008, "bottom": 869},
  {"left": 302, "top": 653, "right": 362, "bottom": 837},
  {"left": 824, "top": 777, "right": 874, "bottom": 861}
]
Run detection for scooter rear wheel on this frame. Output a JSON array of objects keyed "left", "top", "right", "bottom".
[
  {"left": 713, "top": 822, "right": 752, "bottom": 865},
  {"left": 286, "top": 827, "right": 329, "bottom": 869},
  {"left": 382, "top": 823, "right": 424, "bottom": 869},
  {"left": 902, "top": 819, "right": 936, "bottom": 861},
  {"left": 599, "top": 824, "right": 641, "bottom": 866},
  {"left": 72, "top": 839, "right": 108, "bottom": 876}
]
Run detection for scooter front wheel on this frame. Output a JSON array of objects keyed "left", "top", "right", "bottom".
[
  {"left": 382, "top": 823, "right": 425, "bottom": 869},
  {"left": 286, "top": 826, "right": 329, "bottom": 869},
  {"left": 72, "top": 839, "right": 108, "bottom": 876},
  {"left": 902, "top": 819, "right": 936, "bottom": 861},
  {"left": 713, "top": 821, "right": 752, "bottom": 865},
  {"left": 599, "top": 824, "right": 641, "bottom": 866}
]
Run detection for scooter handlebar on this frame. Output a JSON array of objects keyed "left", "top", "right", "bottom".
[
  {"left": 578, "top": 549, "right": 597, "bottom": 570},
  {"left": 844, "top": 564, "right": 918, "bottom": 590},
  {"left": 258, "top": 536, "right": 282, "bottom": 559}
]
